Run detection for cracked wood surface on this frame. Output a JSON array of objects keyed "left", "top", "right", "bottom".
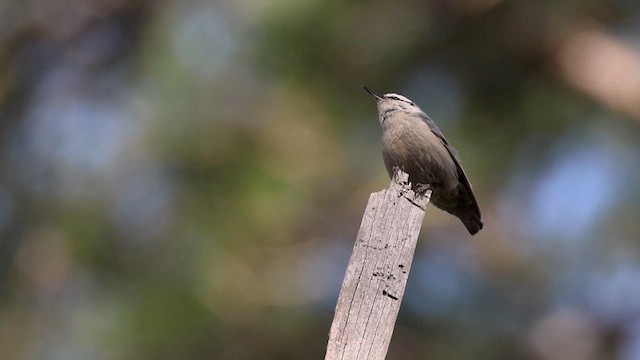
[{"left": 325, "top": 170, "right": 430, "bottom": 360}]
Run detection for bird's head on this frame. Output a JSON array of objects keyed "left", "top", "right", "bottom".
[{"left": 364, "top": 87, "right": 420, "bottom": 123}]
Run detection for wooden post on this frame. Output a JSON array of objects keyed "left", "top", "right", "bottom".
[{"left": 325, "top": 170, "right": 431, "bottom": 360}]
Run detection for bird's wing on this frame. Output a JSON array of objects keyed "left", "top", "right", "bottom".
[
  {"left": 419, "top": 112, "right": 482, "bottom": 219},
  {"left": 418, "top": 111, "right": 463, "bottom": 158},
  {"left": 418, "top": 112, "right": 448, "bottom": 144}
]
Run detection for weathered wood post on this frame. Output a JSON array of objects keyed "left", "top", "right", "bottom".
[{"left": 325, "top": 170, "right": 431, "bottom": 360}]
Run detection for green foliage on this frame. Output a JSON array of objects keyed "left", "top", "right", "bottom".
[{"left": 1, "top": 0, "right": 639, "bottom": 359}]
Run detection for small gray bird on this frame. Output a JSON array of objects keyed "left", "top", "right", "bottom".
[{"left": 364, "top": 87, "right": 483, "bottom": 235}]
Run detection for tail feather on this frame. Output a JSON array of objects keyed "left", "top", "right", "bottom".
[
  {"left": 452, "top": 181, "right": 483, "bottom": 236},
  {"left": 440, "top": 143, "right": 483, "bottom": 235},
  {"left": 461, "top": 214, "right": 483, "bottom": 235}
]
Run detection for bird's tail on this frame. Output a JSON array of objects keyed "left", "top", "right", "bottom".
[
  {"left": 452, "top": 181, "right": 483, "bottom": 235},
  {"left": 460, "top": 213, "right": 483, "bottom": 235}
]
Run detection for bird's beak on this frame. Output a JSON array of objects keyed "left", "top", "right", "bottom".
[{"left": 364, "top": 86, "right": 383, "bottom": 101}]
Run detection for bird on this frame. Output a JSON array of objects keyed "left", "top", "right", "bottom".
[{"left": 364, "top": 86, "right": 483, "bottom": 235}]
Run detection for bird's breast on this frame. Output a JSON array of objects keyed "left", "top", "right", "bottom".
[{"left": 381, "top": 116, "right": 458, "bottom": 190}]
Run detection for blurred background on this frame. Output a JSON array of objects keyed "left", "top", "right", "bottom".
[{"left": 1, "top": 0, "right": 640, "bottom": 359}]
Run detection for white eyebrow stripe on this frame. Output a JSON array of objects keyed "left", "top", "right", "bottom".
[{"left": 384, "top": 93, "right": 414, "bottom": 104}]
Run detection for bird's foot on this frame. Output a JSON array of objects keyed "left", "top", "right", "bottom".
[
  {"left": 392, "top": 166, "right": 410, "bottom": 186},
  {"left": 414, "top": 183, "right": 432, "bottom": 196}
]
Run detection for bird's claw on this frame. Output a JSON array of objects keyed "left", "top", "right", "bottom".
[{"left": 415, "top": 184, "right": 432, "bottom": 196}]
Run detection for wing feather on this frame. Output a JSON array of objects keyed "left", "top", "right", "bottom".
[{"left": 418, "top": 112, "right": 482, "bottom": 224}]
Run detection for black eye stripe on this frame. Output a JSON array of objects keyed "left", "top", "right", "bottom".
[
  {"left": 385, "top": 95, "right": 414, "bottom": 105},
  {"left": 386, "top": 95, "right": 414, "bottom": 105}
]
